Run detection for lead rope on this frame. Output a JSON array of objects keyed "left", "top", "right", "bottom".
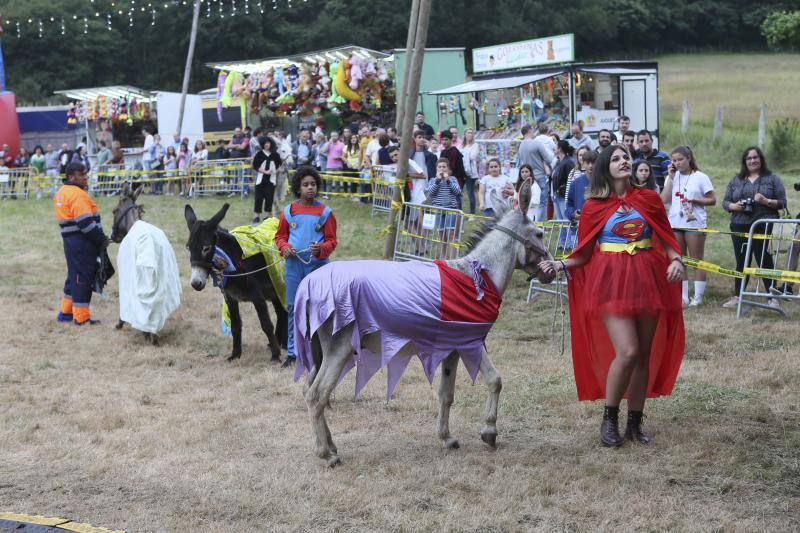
[{"left": 219, "top": 246, "right": 313, "bottom": 278}]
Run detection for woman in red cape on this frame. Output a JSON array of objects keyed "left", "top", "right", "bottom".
[{"left": 540, "top": 146, "right": 686, "bottom": 447}]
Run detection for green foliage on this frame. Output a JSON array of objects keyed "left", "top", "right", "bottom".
[
  {"left": 768, "top": 118, "right": 800, "bottom": 167},
  {"left": 761, "top": 11, "right": 800, "bottom": 51},
  {"left": 0, "top": 0, "right": 795, "bottom": 103}
]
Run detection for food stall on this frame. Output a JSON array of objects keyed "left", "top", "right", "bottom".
[{"left": 428, "top": 34, "right": 659, "bottom": 174}]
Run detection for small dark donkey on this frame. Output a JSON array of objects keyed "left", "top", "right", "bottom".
[{"left": 185, "top": 203, "right": 287, "bottom": 362}]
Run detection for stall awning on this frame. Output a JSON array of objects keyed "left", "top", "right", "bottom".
[
  {"left": 427, "top": 72, "right": 561, "bottom": 95},
  {"left": 207, "top": 45, "right": 390, "bottom": 74},
  {"left": 577, "top": 67, "right": 656, "bottom": 75},
  {"left": 54, "top": 85, "right": 153, "bottom": 103}
]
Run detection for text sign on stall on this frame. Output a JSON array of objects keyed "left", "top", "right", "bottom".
[{"left": 472, "top": 34, "right": 575, "bottom": 74}]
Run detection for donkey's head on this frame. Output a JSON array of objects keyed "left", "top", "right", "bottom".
[
  {"left": 185, "top": 203, "right": 230, "bottom": 291},
  {"left": 489, "top": 181, "right": 555, "bottom": 283},
  {"left": 111, "top": 183, "right": 144, "bottom": 243}
]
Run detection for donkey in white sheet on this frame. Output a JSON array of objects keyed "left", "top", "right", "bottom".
[{"left": 294, "top": 182, "right": 554, "bottom": 466}]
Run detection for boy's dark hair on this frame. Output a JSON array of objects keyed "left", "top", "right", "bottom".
[
  {"left": 440, "top": 130, "right": 453, "bottom": 140},
  {"left": 623, "top": 130, "right": 635, "bottom": 139},
  {"left": 292, "top": 166, "right": 323, "bottom": 198},
  {"left": 387, "top": 145, "right": 399, "bottom": 154},
  {"left": 436, "top": 157, "right": 451, "bottom": 170},
  {"left": 636, "top": 129, "right": 652, "bottom": 139}
]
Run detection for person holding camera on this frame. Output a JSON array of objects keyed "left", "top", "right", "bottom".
[{"left": 721, "top": 146, "right": 787, "bottom": 309}]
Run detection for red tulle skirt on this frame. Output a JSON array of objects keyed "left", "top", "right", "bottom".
[{"left": 583, "top": 249, "right": 682, "bottom": 317}]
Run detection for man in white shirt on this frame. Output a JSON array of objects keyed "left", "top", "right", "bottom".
[
  {"left": 141, "top": 126, "right": 155, "bottom": 170},
  {"left": 364, "top": 127, "right": 385, "bottom": 168},
  {"left": 517, "top": 124, "right": 555, "bottom": 221},
  {"left": 567, "top": 123, "right": 595, "bottom": 152}
]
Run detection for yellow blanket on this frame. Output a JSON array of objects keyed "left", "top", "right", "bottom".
[{"left": 229, "top": 218, "right": 287, "bottom": 309}]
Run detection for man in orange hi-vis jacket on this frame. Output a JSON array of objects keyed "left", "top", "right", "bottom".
[{"left": 54, "top": 162, "right": 111, "bottom": 325}]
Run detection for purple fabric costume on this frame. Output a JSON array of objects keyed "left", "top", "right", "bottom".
[{"left": 292, "top": 260, "right": 499, "bottom": 399}]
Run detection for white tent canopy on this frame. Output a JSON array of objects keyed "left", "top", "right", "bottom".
[
  {"left": 54, "top": 85, "right": 153, "bottom": 103},
  {"left": 206, "top": 45, "right": 390, "bottom": 75},
  {"left": 578, "top": 67, "right": 657, "bottom": 75},
  {"left": 427, "top": 72, "right": 561, "bottom": 95}
]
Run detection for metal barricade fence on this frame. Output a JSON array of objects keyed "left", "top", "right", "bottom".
[
  {"left": 737, "top": 218, "right": 800, "bottom": 318},
  {"left": 527, "top": 219, "right": 578, "bottom": 302},
  {"left": 189, "top": 158, "right": 251, "bottom": 198},
  {"left": 91, "top": 163, "right": 128, "bottom": 196},
  {"left": 372, "top": 165, "right": 396, "bottom": 215},
  {"left": 0, "top": 167, "right": 32, "bottom": 199},
  {"left": 318, "top": 170, "right": 367, "bottom": 199},
  {"left": 393, "top": 202, "right": 464, "bottom": 262}
]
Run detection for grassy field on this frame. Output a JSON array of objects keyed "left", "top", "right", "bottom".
[{"left": 0, "top": 53, "right": 799, "bottom": 532}]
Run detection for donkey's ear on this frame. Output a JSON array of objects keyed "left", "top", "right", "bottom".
[
  {"left": 208, "top": 203, "right": 230, "bottom": 227},
  {"left": 132, "top": 184, "right": 143, "bottom": 202},
  {"left": 490, "top": 189, "right": 511, "bottom": 221},
  {"left": 518, "top": 179, "right": 532, "bottom": 221},
  {"left": 121, "top": 182, "right": 131, "bottom": 198},
  {"left": 184, "top": 204, "right": 197, "bottom": 230}
]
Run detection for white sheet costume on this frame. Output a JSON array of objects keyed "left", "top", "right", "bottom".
[{"left": 117, "top": 220, "right": 181, "bottom": 334}]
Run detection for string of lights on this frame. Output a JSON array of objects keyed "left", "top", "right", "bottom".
[{"left": 1, "top": 0, "right": 308, "bottom": 38}]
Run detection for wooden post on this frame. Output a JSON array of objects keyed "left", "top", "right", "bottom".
[
  {"left": 384, "top": 0, "right": 432, "bottom": 259},
  {"left": 395, "top": 0, "right": 420, "bottom": 132},
  {"left": 176, "top": 0, "right": 202, "bottom": 137},
  {"left": 681, "top": 101, "right": 689, "bottom": 134},
  {"left": 758, "top": 104, "right": 768, "bottom": 148},
  {"left": 713, "top": 106, "right": 724, "bottom": 141}
]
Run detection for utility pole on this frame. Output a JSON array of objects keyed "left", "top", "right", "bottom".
[
  {"left": 176, "top": 0, "right": 202, "bottom": 136},
  {"left": 395, "top": 0, "right": 420, "bottom": 132},
  {"left": 384, "top": 0, "right": 432, "bottom": 259}
]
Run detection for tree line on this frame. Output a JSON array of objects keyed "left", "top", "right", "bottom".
[{"left": 2, "top": 0, "right": 796, "bottom": 104}]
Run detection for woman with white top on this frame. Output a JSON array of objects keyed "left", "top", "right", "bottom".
[
  {"left": 459, "top": 128, "right": 480, "bottom": 214},
  {"left": 660, "top": 145, "right": 716, "bottom": 307},
  {"left": 478, "top": 158, "right": 513, "bottom": 217}
]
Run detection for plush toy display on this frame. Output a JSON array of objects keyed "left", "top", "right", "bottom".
[
  {"left": 214, "top": 53, "right": 393, "bottom": 117},
  {"left": 348, "top": 55, "right": 363, "bottom": 90},
  {"left": 66, "top": 102, "right": 77, "bottom": 126}
]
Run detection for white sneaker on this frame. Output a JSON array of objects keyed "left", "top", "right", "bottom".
[
  {"left": 767, "top": 298, "right": 782, "bottom": 311},
  {"left": 722, "top": 296, "right": 740, "bottom": 309},
  {"left": 689, "top": 296, "right": 702, "bottom": 307}
]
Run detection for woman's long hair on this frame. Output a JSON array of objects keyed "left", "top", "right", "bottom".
[
  {"left": 737, "top": 145, "right": 771, "bottom": 179},
  {"left": 589, "top": 145, "right": 629, "bottom": 199}
]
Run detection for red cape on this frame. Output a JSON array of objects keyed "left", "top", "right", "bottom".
[{"left": 567, "top": 187, "right": 685, "bottom": 401}]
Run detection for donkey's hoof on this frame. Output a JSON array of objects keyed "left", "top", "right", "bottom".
[
  {"left": 151, "top": 334, "right": 160, "bottom": 346},
  {"left": 115, "top": 321, "right": 124, "bottom": 330},
  {"left": 269, "top": 356, "right": 282, "bottom": 365},
  {"left": 326, "top": 455, "right": 342, "bottom": 468},
  {"left": 227, "top": 352, "right": 242, "bottom": 361},
  {"left": 445, "top": 437, "right": 460, "bottom": 450},
  {"left": 480, "top": 429, "right": 498, "bottom": 449}
]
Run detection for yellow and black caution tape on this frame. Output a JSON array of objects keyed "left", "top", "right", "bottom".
[
  {"left": 672, "top": 226, "right": 800, "bottom": 244},
  {"left": 742, "top": 267, "right": 800, "bottom": 283},
  {"left": 0, "top": 512, "right": 124, "bottom": 532},
  {"left": 682, "top": 256, "right": 744, "bottom": 279}
]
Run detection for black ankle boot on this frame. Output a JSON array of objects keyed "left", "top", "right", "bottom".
[
  {"left": 600, "top": 405, "right": 624, "bottom": 447},
  {"left": 624, "top": 410, "right": 651, "bottom": 444}
]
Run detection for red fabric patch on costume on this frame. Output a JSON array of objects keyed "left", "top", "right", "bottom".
[
  {"left": 435, "top": 260, "right": 501, "bottom": 323},
  {"left": 612, "top": 218, "right": 646, "bottom": 242}
]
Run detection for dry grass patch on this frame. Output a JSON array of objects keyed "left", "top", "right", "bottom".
[{"left": 0, "top": 195, "right": 798, "bottom": 531}]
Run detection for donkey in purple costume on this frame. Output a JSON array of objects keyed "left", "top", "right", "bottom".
[{"left": 296, "top": 183, "right": 554, "bottom": 466}]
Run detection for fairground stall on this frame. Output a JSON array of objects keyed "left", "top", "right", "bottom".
[
  {"left": 53, "top": 85, "right": 157, "bottom": 168},
  {"left": 205, "top": 45, "right": 395, "bottom": 143},
  {"left": 428, "top": 34, "right": 659, "bottom": 174}
]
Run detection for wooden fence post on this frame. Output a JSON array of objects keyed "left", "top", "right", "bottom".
[
  {"left": 758, "top": 104, "right": 768, "bottom": 148},
  {"left": 713, "top": 106, "right": 724, "bottom": 141},
  {"left": 681, "top": 101, "right": 689, "bottom": 134}
]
